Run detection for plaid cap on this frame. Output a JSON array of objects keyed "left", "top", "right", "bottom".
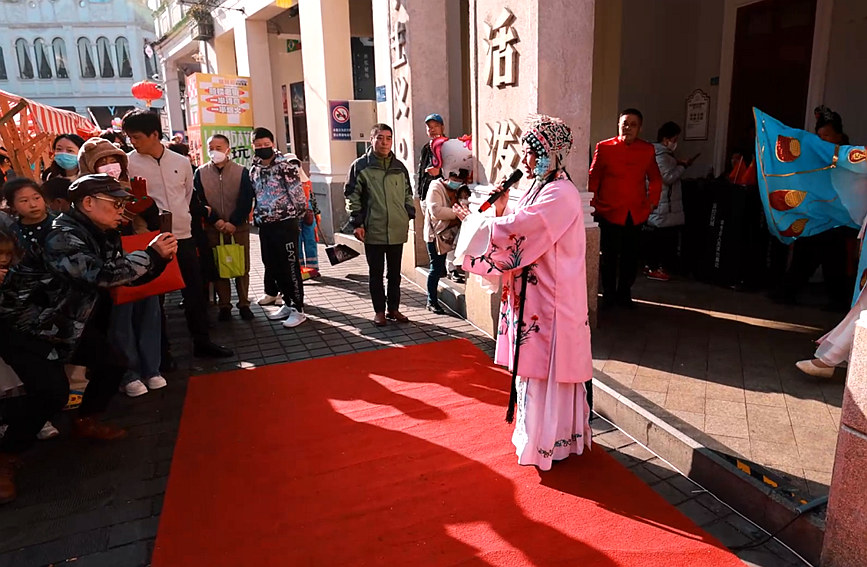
[{"left": 68, "top": 173, "right": 132, "bottom": 200}]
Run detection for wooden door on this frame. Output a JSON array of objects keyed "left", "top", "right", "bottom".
[{"left": 726, "top": 0, "right": 816, "bottom": 161}]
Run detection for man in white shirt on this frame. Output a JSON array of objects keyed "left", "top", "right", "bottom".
[{"left": 123, "top": 110, "right": 233, "bottom": 358}]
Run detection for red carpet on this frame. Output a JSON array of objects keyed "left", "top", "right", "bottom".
[{"left": 153, "top": 339, "right": 743, "bottom": 566}]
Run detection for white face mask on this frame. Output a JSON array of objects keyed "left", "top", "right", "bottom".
[
  {"left": 209, "top": 150, "right": 228, "bottom": 164},
  {"left": 666, "top": 141, "right": 678, "bottom": 152},
  {"left": 97, "top": 163, "right": 122, "bottom": 179}
]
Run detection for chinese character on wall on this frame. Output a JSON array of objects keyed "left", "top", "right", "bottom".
[{"left": 484, "top": 8, "right": 519, "bottom": 89}]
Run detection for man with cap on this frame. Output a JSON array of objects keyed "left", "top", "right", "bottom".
[
  {"left": 0, "top": 174, "right": 177, "bottom": 504},
  {"left": 417, "top": 113, "right": 447, "bottom": 203}
]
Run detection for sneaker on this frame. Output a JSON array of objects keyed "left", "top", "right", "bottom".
[
  {"left": 121, "top": 380, "right": 148, "bottom": 397},
  {"left": 37, "top": 421, "right": 59, "bottom": 440},
  {"left": 795, "top": 359, "right": 835, "bottom": 378},
  {"left": 239, "top": 306, "right": 255, "bottom": 320},
  {"left": 282, "top": 310, "right": 307, "bottom": 328},
  {"left": 145, "top": 375, "right": 167, "bottom": 390},
  {"left": 218, "top": 307, "right": 232, "bottom": 321},
  {"left": 267, "top": 305, "right": 294, "bottom": 320},
  {"left": 257, "top": 293, "right": 280, "bottom": 306},
  {"left": 426, "top": 302, "right": 445, "bottom": 315},
  {"left": 646, "top": 269, "right": 670, "bottom": 282}
]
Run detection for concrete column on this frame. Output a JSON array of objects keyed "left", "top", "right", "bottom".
[
  {"left": 372, "top": 0, "right": 451, "bottom": 274},
  {"left": 214, "top": 31, "right": 238, "bottom": 76},
  {"left": 298, "top": 0, "right": 358, "bottom": 239},
  {"left": 161, "top": 59, "right": 185, "bottom": 134},
  {"left": 234, "top": 19, "right": 276, "bottom": 135},
  {"left": 466, "top": 0, "right": 598, "bottom": 335},
  {"left": 822, "top": 311, "right": 867, "bottom": 567}
]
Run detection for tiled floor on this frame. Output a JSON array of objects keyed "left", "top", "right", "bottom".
[
  {"left": 0, "top": 237, "right": 812, "bottom": 566},
  {"left": 593, "top": 276, "right": 845, "bottom": 502}
]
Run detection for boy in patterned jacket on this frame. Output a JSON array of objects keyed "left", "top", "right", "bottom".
[{"left": 249, "top": 127, "right": 311, "bottom": 328}]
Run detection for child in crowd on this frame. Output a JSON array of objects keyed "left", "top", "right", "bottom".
[{"left": 0, "top": 206, "right": 59, "bottom": 439}]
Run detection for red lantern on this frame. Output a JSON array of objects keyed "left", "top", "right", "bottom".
[{"left": 131, "top": 81, "right": 163, "bottom": 108}]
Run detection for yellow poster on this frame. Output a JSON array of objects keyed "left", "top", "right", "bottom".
[{"left": 185, "top": 73, "right": 253, "bottom": 128}]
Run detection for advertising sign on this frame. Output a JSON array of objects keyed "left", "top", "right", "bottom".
[
  {"left": 329, "top": 100, "right": 351, "bottom": 141},
  {"left": 186, "top": 73, "right": 253, "bottom": 128},
  {"left": 685, "top": 89, "right": 710, "bottom": 141}
]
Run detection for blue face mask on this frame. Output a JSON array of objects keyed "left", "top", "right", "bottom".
[
  {"left": 446, "top": 180, "right": 462, "bottom": 190},
  {"left": 54, "top": 153, "right": 78, "bottom": 171}
]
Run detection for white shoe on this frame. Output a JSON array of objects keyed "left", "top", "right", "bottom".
[
  {"left": 37, "top": 421, "right": 59, "bottom": 440},
  {"left": 282, "top": 310, "right": 307, "bottom": 328},
  {"left": 121, "top": 380, "right": 149, "bottom": 397},
  {"left": 257, "top": 293, "right": 284, "bottom": 306},
  {"left": 145, "top": 375, "right": 167, "bottom": 390},
  {"left": 267, "top": 305, "right": 294, "bottom": 320},
  {"left": 795, "top": 359, "right": 835, "bottom": 378}
]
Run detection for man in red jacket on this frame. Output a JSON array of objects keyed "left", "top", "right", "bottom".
[{"left": 589, "top": 108, "right": 662, "bottom": 308}]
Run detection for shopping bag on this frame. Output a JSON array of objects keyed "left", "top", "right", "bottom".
[
  {"left": 317, "top": 225, "right": 360, "bottom": 266},
  {"left": 110, "top": 231, "right": 185, "bottom": 305},
  {"left": 213, "top": 233, "right": 246, "bottom": 279}
]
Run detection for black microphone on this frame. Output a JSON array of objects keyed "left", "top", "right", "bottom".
[{"left": 478, "top": 169, "right": 523, "bottom": 212}]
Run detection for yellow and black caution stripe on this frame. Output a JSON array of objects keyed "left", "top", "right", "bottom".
[{"left": 714, "top": 450, "right": 809, "bottom": 506}]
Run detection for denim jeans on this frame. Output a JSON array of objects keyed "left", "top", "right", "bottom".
[
  {"left": 426, "top": 241, "right": 447, "bottom": 306},
  {"left": 109, "top": 295, "right": 162, "bottom": 384}
]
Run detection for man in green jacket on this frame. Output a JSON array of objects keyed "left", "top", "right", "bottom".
[{"left": 345, "top": 123, "right": 415, "bottom": 326}]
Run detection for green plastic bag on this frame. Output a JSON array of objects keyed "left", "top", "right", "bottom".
[{"left": 213, "top": 233, "right": 245, "bottom": 279}]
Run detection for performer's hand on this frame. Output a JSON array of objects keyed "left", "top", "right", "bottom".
[
  {"left": 452, "top": 203, "right": 471, "bottom": 221},
  {"left": 492, "top": 187, "right": 510, "bottom": 217},
  {"left": 354, "top": 227, "right": 365, "bottom": 242}
]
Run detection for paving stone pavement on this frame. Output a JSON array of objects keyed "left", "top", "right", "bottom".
[
  {"left": 594, "top": 276, "right": 844, "bottom": 505},
  {"left": 0, "top": 238, "right": 809, "bottom": 566}
]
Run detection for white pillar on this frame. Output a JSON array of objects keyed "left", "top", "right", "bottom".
[
  {"left": 234, "top": 19, "right": 277, "bottom": 136},
  {"left": 161, "top": 59, "right": 184, "bottom": 134},
  {"left": 298, "top": 0, "right": 357, "bottom": 238}
]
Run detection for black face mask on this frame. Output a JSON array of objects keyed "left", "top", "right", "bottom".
[{"left": 255, "top": 147, "right": 275, "bottom": 160}]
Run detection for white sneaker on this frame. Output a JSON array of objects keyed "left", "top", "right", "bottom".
[
  {"left": 282, "top": 310, "right": 307, "bottom": 328},
  {"left": 795, "top": 359, "right": 835, "bottom": 378},
  {"left": 267, "top": 305, "right": 294, "bottom": 320},
  {"left": 145, "top": 375, "right": 167, "bottom": 390},
  {"left": 121, "top": 380, "right": 148, "bottom": 397},
  {"left": 37, "top": 421, "right": 59, "bottom": 440},
  {"left": 257, "top": 293, "right": 284, "bottom": 306}
]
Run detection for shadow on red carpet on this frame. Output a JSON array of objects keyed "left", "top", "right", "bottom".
[{"left": 152, "top": 339, "right": 743, "bottom": 566}]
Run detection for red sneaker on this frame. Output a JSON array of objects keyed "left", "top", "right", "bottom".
[{"left": 646, "top": 269, "right": 670, "bottom": 282}]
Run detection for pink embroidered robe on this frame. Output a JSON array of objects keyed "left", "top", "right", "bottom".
[{"left": 455, "top": 177, "right": 593, "bottom": 383}]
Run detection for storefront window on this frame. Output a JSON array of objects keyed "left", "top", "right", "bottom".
[
  {"left": 15, "top": 38, "right": 34, "bottom": 80},
  {"left": 0, "top": 48, "right": 7, "bottom": 81}
]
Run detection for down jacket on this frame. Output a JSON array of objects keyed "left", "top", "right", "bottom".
[
  {"left": 0, "top": 208, "right": 167, "bottom": 360},
  {"left": 647, "top": 143, "right": 686, "bottom": 228}
]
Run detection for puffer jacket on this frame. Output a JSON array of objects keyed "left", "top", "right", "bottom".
[
  {"left": 0, "top": 208, "right": 167, "bottom": 360},
  {"left": 647, "top": 143, "right": 686, "bottom": 228},
  {"left": 345, "top": 149, "right": 415, "bottom": 245}
]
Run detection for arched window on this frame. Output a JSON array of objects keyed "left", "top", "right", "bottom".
[
  {"left": 34, "top": 38, "right": 52, "bottom": 79},
  {"left": 144, "top": 42, "right": 158, "bottom": 79},
  {"left": 0, "top": 47, "right": 7, "bottom": 81},
  {"left": 52, "top": 38, "right": 69, "bottom": 79},
  {"left": 96, "top": 36, "right": 114, "bottom": 78},
  {"left": 15, "top": 38, "right": 34, "bottom": 79},
  {"left": 115, "top": 37, "right": 132, "bottom": 78},
  {"left": 77, "top": 37, "right": 95, "bottom": 78}
]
